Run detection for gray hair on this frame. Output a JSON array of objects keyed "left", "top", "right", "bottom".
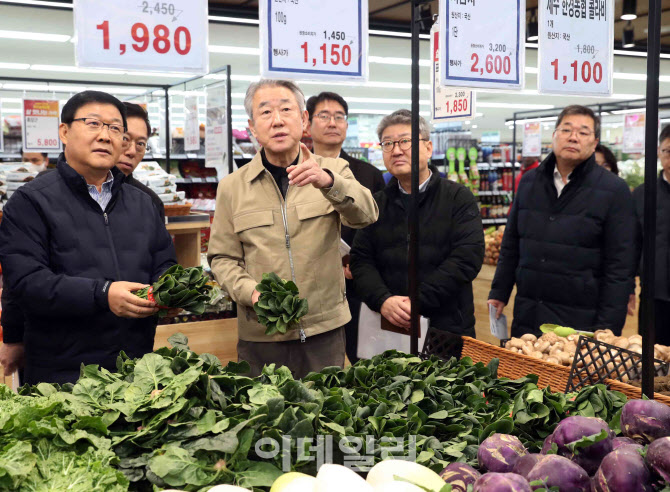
[
  {"left": 376, "top": 109, "right": 431, "bottom": 141},
  {"left": 244, "top": 79, "right": 306, "bottom": 119}
]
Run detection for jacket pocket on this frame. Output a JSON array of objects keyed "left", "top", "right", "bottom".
[
  {"left": 232, "top": 210, "right": 274, "bottom": 233},
  {"left": 295, "top": 200, "right": 335, "bottom": 221}
]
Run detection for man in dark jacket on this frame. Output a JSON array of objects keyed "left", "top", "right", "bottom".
[
  {"left": 0, "top": 101, "right": 168, "bottom": 379},
  {"left": 306, "top": 92, "right": 386, "bottom": 363},
  {"left": 633, "top": 125, "right": 670, "bottom": 345},
  {"left": 489, "top": 105, "right": 635, "bottom": 337},
  {"left": 0, "top": 91, "right": 177, "bottom": 385},
  {"left": 350, "top": 109, "right": 484, "bottom": 345}
]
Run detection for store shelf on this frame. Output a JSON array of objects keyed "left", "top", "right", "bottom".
[
  {"left": 477, "top": 162, "right": 521, "bottom": 169},
  {"left": 477, "top": 191, "right": 513, "bottom": 196},
  {"left": 482, "top": 218, "right": 508, "bottom": 225},
  {"left": 175, "top": 176, "right": 219, "bottom": 184}
]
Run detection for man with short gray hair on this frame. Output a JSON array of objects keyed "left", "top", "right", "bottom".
[
  {"left": 208, "top": 79, "right": 378, "bottom": 377},
  {"left": 350, "top": 109, "right": 484, "bottom": 353}
]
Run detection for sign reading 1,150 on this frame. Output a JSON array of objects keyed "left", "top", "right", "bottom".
[{"left": 96, "top": 20, "right": 191, "bottom": 55}]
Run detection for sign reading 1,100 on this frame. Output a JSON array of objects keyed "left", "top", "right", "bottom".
[
  {"left": 96, "top": 20, "right": 192, "bottom": 55},
  {"left": 551, "top": 58, "right": 603, "bottom": 84}
]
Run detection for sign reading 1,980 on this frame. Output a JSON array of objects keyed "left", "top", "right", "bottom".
[
  {"left": 439, "top": 0, "right": 526, "bottom": 90},
  {"left": 538, "top": 0, "right": 613, "bottom": 96},
  {"left": 260, "top": 0, "right": 368, "bottom": 81},
  {"left": 73, "top": 0, "right": 209, "bottom": 74}
]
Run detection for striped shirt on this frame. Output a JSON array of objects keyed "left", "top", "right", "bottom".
[{"left": 87, "top": 171, "right": 115, "bottom": 211}]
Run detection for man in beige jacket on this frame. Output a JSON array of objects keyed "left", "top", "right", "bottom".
[{"left": 208, "top": 79, "right": 378, "bottom": 378}]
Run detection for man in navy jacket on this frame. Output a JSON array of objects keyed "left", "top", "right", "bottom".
[
  {"left": 488, "top": 105, "right": 635, "bottom": 337},
  {"left": 0, "top": 91, "right": 176, "bottom": 385}
]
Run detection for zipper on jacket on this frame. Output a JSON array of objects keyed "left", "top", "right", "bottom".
[
  {"left": 265, "top": 171, "right": 306, "bottom": 342},
  {"left": 103, "top": 212, "right": 123, "bottom": 279}
]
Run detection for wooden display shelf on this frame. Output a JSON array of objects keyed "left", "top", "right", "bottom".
[
  {"left": 165, "top": 214, "right": 211, "bottom": 268},
  {"left": 154, "top": 318, "right": 238, "bottom": 366}
]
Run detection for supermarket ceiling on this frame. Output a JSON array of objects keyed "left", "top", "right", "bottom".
[{"left": 0, "top": 0, "right": 669, "bottom": 142}]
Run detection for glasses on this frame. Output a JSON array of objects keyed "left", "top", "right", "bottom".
[
  {"left": 379, "top": 138, "right": 428, "bottom": 153},
  {"left": 122, "top": 135, "right": 150, "bottom": 153},
  {"left": 315, "top": 112, "right": 347, "bottom": 123},
  {"left": 72, "top": 118, "right": 126, "bottom": 138},
  {"left": 556, "top": 126, "right": 595, "bottom": 139}
]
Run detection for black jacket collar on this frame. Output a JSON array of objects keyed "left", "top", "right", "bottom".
[
  {"left": 385, "top": 165, "right": 441, "bottom": 207},
  {"left": 56, "top": 153, "right": 125, "bottom": 206},
  {"left": 539, "top": 151, "right": 596, "bottom": 183}
]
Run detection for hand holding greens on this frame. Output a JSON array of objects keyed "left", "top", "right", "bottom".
[
  {"left": 134, "top": 264, "right": 213, "bottom": 317},
  {"left": 253, "top": 272, "right": 309, "bottom": 336}
]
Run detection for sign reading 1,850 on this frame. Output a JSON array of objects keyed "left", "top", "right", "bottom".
[{"left": 96, "top": 20, "right": 191, "bottom": 55}]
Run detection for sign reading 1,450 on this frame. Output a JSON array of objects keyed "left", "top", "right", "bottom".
[{"left": 96, "top": 21, "right": 191, "bottom": 55}]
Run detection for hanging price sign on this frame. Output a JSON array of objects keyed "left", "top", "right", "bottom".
[
  {"left": 205, "top": 83, "right": 229, "bottom": 180},
  {"left": 184, "top": 95, "right": 200, "bottom": 152},
  {"left": 431, "top": 26, "right": 476, "bottom": 122},
  {"left": 73, "top": 0, "right": 209, "bottom": 74},
  {"left": 623, "top": 113, "right": 645, "bottom": 154},
  {"left": 538, "top": 0, "right": 613, "bottom": 96},
  {"left": 522, "top": 122, "right": 542, "bottom": 157},
  {"left": 439, "top": 0, "right": 525, "bottom": 90},
  {"left": 259, "top": 0, "right": 368, "bottom": 81},
  {"left": 22, "top": 100, "right": 62, "bottom": 153}
]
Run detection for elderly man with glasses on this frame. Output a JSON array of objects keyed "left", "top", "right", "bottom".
[
  {"left": 0, "top": 90, "right": 177, "bottom": 384},
  {"left": 207, "top": 79, "right": 378, "bottom": 378},
  {"left": 350, "top": 109, "right": 484, "bottom": 356},
  {"left": 488, "top": 105, "right": 636, "bottom": 337}
]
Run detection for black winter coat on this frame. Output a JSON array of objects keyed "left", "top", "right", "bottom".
[
  {"left": 0, "top": 155, "right": 177, "bottom": 385},
  {"left": 633, "top": 173, "right": 670, "bottom": 301},
  {"left": 339, "top": 150, "right": 386, "bottom": 247},
  {"left": 489, "top": 153, "right": 636, "bottom": 337},
  {"left": 350, "top": 168, "right": 484, "bottom": 336}
]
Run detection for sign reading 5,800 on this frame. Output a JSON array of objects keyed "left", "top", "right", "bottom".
[
  {"left": 74, "top": 0, "right": 208, "bottom": 74},
  {"left": 260, "top": 0, "right": 369, "bottom": 81}
]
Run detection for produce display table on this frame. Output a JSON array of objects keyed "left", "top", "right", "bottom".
[{"left": 154, "top": 317, "right": 238, "bottom": 365}]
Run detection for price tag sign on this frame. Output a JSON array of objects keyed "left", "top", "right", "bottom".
[
  {"left": 431, "top": 27, "right": 476, "bottom": 122},
  {"left": 205, "top": 83, "right": 229, "bottom": 180},
  {"left": 184, "top": 95, "right": 200, "bottom": 152},
  {"left": 73, "top": 0, "right": 209, "bottom": 74},
  {"left": 22, "top": 100, "right": 62, "bottom": 153},
  {"left": 623, "top": 113, "right": 645, "bottom": 154},
  {"left": 522, "top": 122, "right": 542, "bottom": 157},
  {"left": 259, "top": 0, "right": 368, "bottom": 81},
  {"left": 439, "top": 0, "right": 525, "bottom": 90},
  {"left": 538, "top": 0, "right": 613, "bottom": 95},
  {"left": 0, "top": 105, "right": 4, "bottom": 153}
]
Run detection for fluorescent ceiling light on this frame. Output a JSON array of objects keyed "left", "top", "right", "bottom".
[
  {"left": 2, "top": 83, "right": 49, "bottom": 90},
  {"left": 97, "top": 87, "right": 147, "bottom": 95},
  {"left": 0, "top": 97, "right": 22, "bottom": 103},
  {"left": 611, "top": 108, "right": 645, "bottom": 114},
  {"left": 524, "top": 67, "right": 539, "bottom": 74},
  {"left": 31, "top": 64, "right": 126, "bottom": 75},
  {"left": 0, "top": 0, "right": 72, "bottom": 6},
  {"left": 508, "top": 116, "right": 559, "bottom": 124},
  {"left": 208, "top": 15, "right": 259, "bottom": 25},
  {"left": 0, "top": 29, "right": 70, "bottom": 42},
  {"left": 348, "top": 108, "right": 430, "bottom": 116},
  {"left": 478, "top": 102, "right": 553, "bottom": 109},
  {"left": 471, "top": 125, "right": 478, "bottom": 129},
  {"left": 0, "top": 62, "right": 30, "bottom": 69},
  {"left": 345, "top": 96, "right": 430, "bottom": 105},
  {"left": 368, "top": 29, "right": 430, "bottom": 40},
  {"left": 231, "top": 105, "right": 245, "bottom": 110},
  {"left": 209, "top": 45, "right": 260, "bottom": 55},
  {"left": 1, "top": 108, "right": 22, "bottom": 114}
]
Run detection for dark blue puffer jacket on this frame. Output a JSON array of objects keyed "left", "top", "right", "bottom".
[
  {"left": 0, "top": 155, "right": 176, "bottom": 384},
  {"left": 489, "top": 153, "right": 636, "bottom": 337}
]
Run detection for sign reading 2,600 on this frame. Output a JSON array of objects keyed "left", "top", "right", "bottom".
[
  {"left": 471, "top": 53, "right": 512, "bottom": 76},
  {"left": 96, "top": 21, "right": 191, "bottom": 55}
]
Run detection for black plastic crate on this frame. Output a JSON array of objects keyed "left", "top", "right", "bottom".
[
  {"left": 420, "top": 327, "right": 464, "bottom": 361},
  {"left": 566, "top": 335, "right": 670, "bottom": 392}
]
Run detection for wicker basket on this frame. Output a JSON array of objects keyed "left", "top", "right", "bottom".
[
  {"left": 461, "top": 336, "right": 577, "bottom": 392},
  {"left": 604, "top": 378, "right": 670, "bottom": 405},
  {"left": 164, "top": 203, "right": 193, "bottom": 216}
]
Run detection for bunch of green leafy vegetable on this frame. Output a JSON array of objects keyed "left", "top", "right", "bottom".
[
  {"left": 253, "top": 272, "right": 308, "bottom": 335},
  {"left": 134, "top": 264, "right": 213, "bottom": 316},
  {"left": 10, "top": 336, "right": 629, "bottom": 490}
]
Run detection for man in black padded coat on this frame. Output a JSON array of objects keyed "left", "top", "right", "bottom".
[
  {"left": 351, "top": 109, "right": 484, "bottom": 350},
  {"left": 307, "top": 92, "right": 386, "bottom": 363},
  {"left": 488, "top": 105, "right": 636, "bottom": 337}
]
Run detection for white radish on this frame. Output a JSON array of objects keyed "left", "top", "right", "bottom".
[{"left": 366, "top": 460, "right": 446, "bottom": 491}]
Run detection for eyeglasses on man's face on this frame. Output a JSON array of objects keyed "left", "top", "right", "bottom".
[
  {"left": 555, "top": 126, "right": 595, "bottom": 139},
  {"left": 72, "top": 118, "right": 126, "bottom": 138},
  {"left": 122, "top": 135, "right": 150, "bottom": 153},
  {"left": 379, "top": 137, "right": 428, "bottom": 153},
  {"left": 314, "top": 112, "right": 347, "bottom": 123}
]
